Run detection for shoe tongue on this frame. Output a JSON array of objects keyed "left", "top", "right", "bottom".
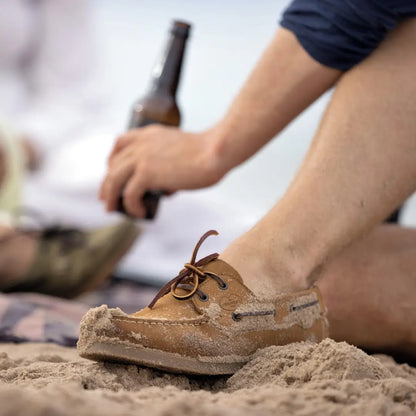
[{"left": 199, "top": 258, "right": 244, "bottom": 284}]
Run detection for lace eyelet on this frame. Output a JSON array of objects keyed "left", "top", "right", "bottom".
[
  {"left": 218, "top": 281, "right": 228, "bottom": 290},
  {"left": 231, "top": 312, "right": 240, "bottom": 322},
  {"left": 198, "top": 293, "right": 209, "bottom": 302}
]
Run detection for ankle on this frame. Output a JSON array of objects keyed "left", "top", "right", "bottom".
[
  {"left": 261, "top": 235, "right": 312, "bottom": 292},
  {"left": 219, "top": 230, "right": 311, "bottom": 298},
  {"left": 252, "top": 218, "right": 328, "bottom": 290}
]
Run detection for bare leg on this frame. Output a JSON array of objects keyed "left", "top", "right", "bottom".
[
  {"left": 0, "top": 225, "right": 37, "bottom": 289},
  {"left": 318, "top": 225, "right": 416, "bottom": 356},
  {"left": 221, "top": 19, "right": 416, "bottom": 298}
]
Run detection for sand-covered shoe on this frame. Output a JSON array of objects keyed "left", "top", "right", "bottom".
[
  {"left": 78, "top": 230, "right": 328, "bottom": 375},
  {"left": 2, "top": 220, "right": 140, "bottom": 298}
]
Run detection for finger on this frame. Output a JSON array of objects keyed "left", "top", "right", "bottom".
[
  {"left": 107, "top": 144, "right": 135, "bottom": 172},
  {"left": 101, "top": 162, "right": 135, "bottom": 212},
  {"left": 100, "top": 148, "right": 133, "bottom": 199},
  {"left": 123, "top": 171, "right": 147, "bottom": 218},
  {"left": 108, "top": 133, "right": 134, "bottom": 163}
]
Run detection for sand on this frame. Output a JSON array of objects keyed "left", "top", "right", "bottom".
[{"left": 1, "top": 339, "right": 416, "bottom": 416}]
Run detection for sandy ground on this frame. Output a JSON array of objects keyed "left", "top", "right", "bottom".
[{"left": 1, "top": 340, "right": 416, "bottom": 416}]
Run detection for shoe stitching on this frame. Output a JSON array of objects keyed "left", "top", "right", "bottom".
[
  {"left": 289, "top": 299, "right": 319, "bottom": 312},
  {"left": 231, "top": 310, "right": 276, "bottom": 321},
  {"left": 112, "top": 316, "right": 209, "bottom": 326}
]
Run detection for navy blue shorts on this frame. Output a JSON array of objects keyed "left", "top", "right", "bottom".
[{"left": 280, "top": 0, "right": 416, "bottom": 70}]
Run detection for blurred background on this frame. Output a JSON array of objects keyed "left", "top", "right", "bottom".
[{"left": 2, "top": 0, "right": 415, "bottom": 284}]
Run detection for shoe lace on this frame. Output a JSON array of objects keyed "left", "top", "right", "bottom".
[{"left": 148, "top": 230, "right": 227, "bottom": 308}]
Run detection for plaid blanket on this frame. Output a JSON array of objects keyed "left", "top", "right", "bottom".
[{"left": 0, "top": 280, "right": 158, "bottom": 347}]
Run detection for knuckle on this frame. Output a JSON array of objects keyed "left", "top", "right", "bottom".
[
  {"left": 124, "top": 189, "right": 137, "bottom": 200},
  {"left": 125, "top": 199, "right": 143, "bottom": 217},
  {"left": 106, "top": 174, "right": 123, "bottom": 190},
  {"left": 116, "top": 134, "right": 129, "bottom": 144},
  {"left": 142, "top": 124, "right": 164, "bottom": 136},
  {"left": 105, "top": 172, "right": 117, "bottom": 183},
  {"left": 129, "top": 127, "right": 147, "bottom": 137},
  {"left": 144, "top": 124, "right": 160, "bottom": 132},
  {"left": 135, "top": 164, "right": 148, "bottom": 178}
]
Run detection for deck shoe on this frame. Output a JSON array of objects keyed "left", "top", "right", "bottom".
[{"left": 78, "top": 230, "right": 328, "bottom": 375}]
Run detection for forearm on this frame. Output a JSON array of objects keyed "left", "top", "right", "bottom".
[
  {"left": 101, "top": 27, "right": 342, "bottom": 217},
  {"left": 210, "top": 27, "right": 342, "bottom": 172}
]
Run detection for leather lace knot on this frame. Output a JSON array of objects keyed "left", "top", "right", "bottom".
[{"left": 148, "top": 230, "right": 226, "bottom": 308}]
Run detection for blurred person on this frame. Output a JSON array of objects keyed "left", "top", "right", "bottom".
[
  {"left": 0, "top": 0, "right": 262, "bottom": 286},
  {"left": 89, "top": 1, "right": 416, "bottom": 373},
  {"left": 0, "top": 0, "right": 141, "bottom": 298},
  {"left": 0, "top": 123, "right": 144, "bottom": 347},
  {"left": 0, "top": 119, "right": 140, "bottom": 298},
  {"left": 0, "top": 129, "right": 138, "bottom": 347}
]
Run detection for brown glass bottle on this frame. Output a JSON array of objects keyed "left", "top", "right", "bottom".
[{"left": 117, "top": 20, "right": 191, "bottom": 219}]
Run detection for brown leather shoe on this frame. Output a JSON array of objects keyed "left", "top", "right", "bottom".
[{"left": 78, "top": 230, "right": 328, "bottom": 375}]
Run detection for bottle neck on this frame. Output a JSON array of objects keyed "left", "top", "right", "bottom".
[{"left": 150, "top": 30, "right": 188, "bottom": 96}]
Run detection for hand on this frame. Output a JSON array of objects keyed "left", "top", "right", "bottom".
[{"left": 100, "top": 125, "right": 225, "bottom": 217}]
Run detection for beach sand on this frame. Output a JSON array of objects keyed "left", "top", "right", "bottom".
[{"left": 1, "top": 339, "right": 416, "bottom": 415}]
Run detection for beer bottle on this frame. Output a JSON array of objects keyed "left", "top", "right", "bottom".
[{"left": 118, "top": 20, "right": 191, "bottom": 219}]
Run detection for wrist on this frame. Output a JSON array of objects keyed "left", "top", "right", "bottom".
[
  {"left": 196, "top": 126, "right": 232, "bottom": 185},
  {"left": 204, "top": 122, "right": 243, "bottom": 177}
]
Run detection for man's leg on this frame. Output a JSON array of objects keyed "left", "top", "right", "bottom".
[
  {"left": 318, "top": 225, "right": 416, "bottom": 355},
  {"left": 221, "top": 19, "right": 416, "bottom": 299},
  {"left": 0, "top": 225, "right": 37, "bottom": 288}
]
